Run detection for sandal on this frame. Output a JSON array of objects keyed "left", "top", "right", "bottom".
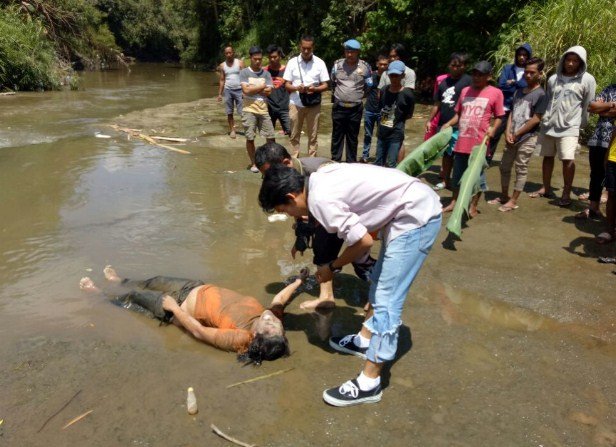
[
  {"left": 558, "top": 198, "right": 572, "bottom": 207},
  {"left": 528, "top": 190, "right": 551, "bottom": 198},
  {"left": 487, "top": 198, "right": 506, "bottom": 205},
  {"left": 577, "top": 192, "right": 589, "bottom": 201},
  {"left": 498, "top": 204, "right": 519, "bottom": 212},
  {"left": 596, "top": 232, "right": 614, "bottom": 245},
  {"left": 574, "top": 208, "right": 604, "bottom": 220}
]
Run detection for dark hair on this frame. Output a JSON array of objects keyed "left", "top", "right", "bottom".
[
  {"left": 238, "top": 333, "right": 290, "bottom": 365},
  {"left": 390, "top": 43, "right": 407, "bottom": 60},
  {"left": 255, "top": 142, "right": 291, "bottom": 169},
  {"left": 266, "top": 44, "right": 285, "bottom": 58},
  {"left": 300, "top": 34, "right": 314, "bottom": 43},
  {"left": 223, "top": 44, "right": 233, "bottom": 51},
  {"left": 377, "top": 53, "right": 389, "bottom": 61},
  {"left": 258, "top": 165, "right": 305, "bottom": 213},
  {"left": 450, "top": 52, "right": 468, "bottom": 65},
  {"left": 525, "top": 57, "right": 545, "bottom": 72},
  {"left": 249, "top": 46, "right": 262, "bottom": 56}
]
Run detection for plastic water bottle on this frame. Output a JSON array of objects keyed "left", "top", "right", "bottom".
[{"left": 186, "top": 387, "right": 198, "bottom": 415}]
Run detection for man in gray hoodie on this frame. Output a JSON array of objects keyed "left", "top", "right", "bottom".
[{"left": 529, "top": 46, "right": 596, "bottom": 206}]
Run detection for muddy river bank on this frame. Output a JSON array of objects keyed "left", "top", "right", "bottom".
[{"left": 0, "top": 64, "right": 614, "bottom": 446}]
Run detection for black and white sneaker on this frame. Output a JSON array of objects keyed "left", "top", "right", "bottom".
[
  {"left": 323, "top": 378, "right": 382, "bottom": 407},
  {"left": 329, "top": 335, "right": 368, "bottom": 359}
]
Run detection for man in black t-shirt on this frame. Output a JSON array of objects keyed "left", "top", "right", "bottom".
[
  {"left": 425, "top": 52, "right": 471, "bottom": 190},
  {"left": 374, "top": 61, "right": 415, "bottom": 168},
  {"left": 264, "top": 44, "right": 291, "bottom": 135},
  {"left": 361, "top": 55, "right": 389, "bottom": 163}
]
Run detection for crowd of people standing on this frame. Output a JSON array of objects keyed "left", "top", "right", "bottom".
[{"left": 217, "top": 35, "right": 615, "bottom": 246}]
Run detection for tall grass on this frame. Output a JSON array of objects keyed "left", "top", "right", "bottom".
[
  {"left": 0, "top": 6, "right": 62, "bottom": 90},
  {"left": 491, "top": 0, "right": 616, "bottom": 90}
]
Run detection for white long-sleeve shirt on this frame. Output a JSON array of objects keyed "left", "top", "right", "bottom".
[{"left": 308, "top": 164, "right": 441, "bottom": 246}]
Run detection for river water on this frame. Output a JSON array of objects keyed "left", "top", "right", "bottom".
[{"left": 0, "top": 64, "right": 614, "bottom": 446}]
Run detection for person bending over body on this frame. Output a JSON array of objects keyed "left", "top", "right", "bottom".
[
  {"left": 255, "top": 142, "right": 376, "bottom": 310},
  {"left": 80, "top": 266, "right": 308, "bottom": 364}
]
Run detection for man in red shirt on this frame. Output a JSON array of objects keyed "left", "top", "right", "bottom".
[{"left": 441, "top": 61, "right": 505, "bottom": 216}]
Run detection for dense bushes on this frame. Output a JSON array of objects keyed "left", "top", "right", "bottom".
[
  {"left": 492, "top": 0, "right": 615, "bottom": 90},
  {"left": 1, "top": 0, "right": 614, "bottom": 92},
  {"left": 0, "top": 6, "right": 62, "bottom": 90}
]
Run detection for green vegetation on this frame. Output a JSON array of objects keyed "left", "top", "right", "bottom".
[
  {"left": 0, "top": 0, "right": 614, "bottom": 92},
  {"left": 0, "top": 6, "right": 62, "bottom": 90},
  {"left": 492, "top": 0, "right": 616, "bottom": 90}
]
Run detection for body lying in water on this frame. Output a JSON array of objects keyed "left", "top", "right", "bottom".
[{"left": 80, "top": 266, "right": 309, "bottom": 364}]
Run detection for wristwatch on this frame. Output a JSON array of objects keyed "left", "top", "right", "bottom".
[{"left": 328, "top": 261, "right": 342, "bottom": 274}]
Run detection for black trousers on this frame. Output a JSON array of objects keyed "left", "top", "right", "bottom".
[
  {"left": 113, "top": 276, "right": 204, "bottom": 321},
  {"left": 268, "top": 105, "right": 291, "bottom": 135},
  {"left": 588, "top": 145, "right": 608, "bottom": 202},
  {"left": 331, "top": 103, "right": 363, "bottom": 162},
  {"left": 311, "top": 224, "right": 375, "bottom": 282}
]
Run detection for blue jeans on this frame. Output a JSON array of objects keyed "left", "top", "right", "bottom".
[
  {"left": 375, "top": 138, "right": 402, "bottom": 168},
  {"left": 362, "top": 110, "right": 380, "bottom": 159},
  {"left": 364, "top": 216, "right": 442, "bottom": 363}
]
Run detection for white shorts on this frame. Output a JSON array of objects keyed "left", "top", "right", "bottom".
[{"left": 537, "top": 134, "right": 579, "bottom": 160}]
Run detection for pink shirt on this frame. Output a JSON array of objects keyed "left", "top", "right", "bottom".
[
  {"left": 454, "top": 85, "right": 505, "bottom": 154},
  {"left": 308, "top": 164, "right": 442, "bottom": 246}
]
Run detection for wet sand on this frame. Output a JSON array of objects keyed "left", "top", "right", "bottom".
[{"left": 0, "top": 67, "right": 614, "bottom": 446}]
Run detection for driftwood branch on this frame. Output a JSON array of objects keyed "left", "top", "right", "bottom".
[
  {"left": 107, "top": 124, "right": 191, "bottom": 154},
  {"left": 211, "top": 424, "right": 256, "bottom": 447},
  {"left": 152, "top": 136, "right": 189, "bottom": 143},
  {"left": 62, "top": 410, "right": 93, "bottom": 429},
  {"left": 37, "top": 390, "right": 81, "bottom": 433},
  {"left": 226, "top": 368, "right": 294, "bottom": 389}
]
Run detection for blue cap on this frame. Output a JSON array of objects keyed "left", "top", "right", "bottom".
[
  {"left": 387, "top": 60, "right": 405, "bottom": 75},
  {"left": 343, "top": 39, "right": 361, "bottom": 50}
]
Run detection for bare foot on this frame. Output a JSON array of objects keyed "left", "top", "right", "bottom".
[
  {"left": 103, "top": 265, "right": 121, "bottom": 283},
  {"left": 300, "top": 297, "right": 336, "bottom": 310},
  {"left": 80, "top": 277, "right": 101, "bottom": 293},
  {"left": 468, "top": 207, "right": 480, "bottom": 218},
  {"left": 442, "top": 202, "right": 455, "bottom": 213}
]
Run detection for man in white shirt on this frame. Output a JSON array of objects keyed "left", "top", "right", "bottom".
[
  {"left": 259, "top": 163, "right": 442, "bottom": 407},
  {"left": 283, "top": 35, "right": 330, "bottom": 157}
]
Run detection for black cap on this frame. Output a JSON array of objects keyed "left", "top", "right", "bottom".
[
  {"left": 472, "top": 61, "right": 493, "bottom": 74},
  {"left": 249, "top": 46, "right": 263, "bottom": 56}
]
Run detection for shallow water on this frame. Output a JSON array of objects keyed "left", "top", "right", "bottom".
[{"left": 0, "top": 64, "right": 614, "bottom": 446}]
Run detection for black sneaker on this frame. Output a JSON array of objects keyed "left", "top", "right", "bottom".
[
  {"left": 323, "top": 378, "right": 382, "bottom": 407},
  {"left": 329, "top": 335, "right": 368, "bottom": 359}
]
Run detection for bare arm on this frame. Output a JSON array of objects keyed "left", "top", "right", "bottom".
[
  {"left": 511, "top": 113, "right": 542, "bottom": 142},
  {"left": 241, "top": 83, "right": 266, "bottom": 95},
  {"left": 425, "top": 103, "right": 440, "bottom": 132},
  {"left": 307, "top": 81, "right": 329, "bottom": 94},
  {"left": 270, "top": 273, "right": 306, "bottom": 308},
  {"left": 441, "top": 112, "right": 459, "bottom": 129},
  {"left": 217, "top": 64, "right": 225, "bottom": 99},
  {"left": 285, "top": 80, "right": 301, "bottom": 93},
  {"left": 316, "top": 232, "right": 373, "bottom": 283},
  {"left": 163, "top": 296, "right": 222, "bottom": 345},
  {"left": 505, "top": 110, "right": 514, "bottom": 144},
  {"left": 488, "top": 117, "right": 503, "bottom": 138},
  {"left": 588, "top": 99, "right": 616, "bottom": 116}
]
